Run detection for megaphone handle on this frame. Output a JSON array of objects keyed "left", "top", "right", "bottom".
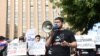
[
  {"left": 49, "top": 31, "right": 55, "bottom": 37},
  {"left": 45, "top": 31, "right": 54, "bottom": 40},
  {"left": 46, "top": 31, "right": 55, "bottom": 47}
]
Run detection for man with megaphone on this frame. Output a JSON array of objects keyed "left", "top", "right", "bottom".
[{"left": 45, "top": 17, "right": 77, "bottom": 56}]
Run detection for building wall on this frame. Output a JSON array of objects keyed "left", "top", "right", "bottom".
[
  {"left": 0, "top": 0, "right": 7, "bottom": 37},
  {"left": 0, "top": 0, "right": 60, "bottom": 39}
]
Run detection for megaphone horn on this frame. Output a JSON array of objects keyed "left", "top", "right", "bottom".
[{"left": 42, "top": 21, "right": 53, "bottom": 33}]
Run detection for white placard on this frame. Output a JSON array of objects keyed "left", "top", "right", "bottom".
[
  {"left": 75, "top": 35, "right": 96, "bottom": 49},
  {"left": 25, "top": 29, "right": 37, "bottom": 41},
  {"left": 29, "top": 39, "right": 46, "bottom": 55},
  {"left": 7, "top": 42, "right": 27, "bottom": 56},
  {"left": 95, "top": 35, "right": 100, "bottom": 45},
  {"left": 25, "top": 29, "right": 37, "bottom": 47},
  {"left": 7, "top": 43, "right": 18, "bottom": 56},
  {"left": 17, "top": 42, "right": 27, "bottom": 55}
]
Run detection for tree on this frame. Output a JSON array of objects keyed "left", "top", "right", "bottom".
[{"left": 51, "top": 0, "right": 100, "bottom": 34}]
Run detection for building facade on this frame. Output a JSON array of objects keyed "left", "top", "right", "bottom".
[{"left": 0, "top": 0, "right": 60, "bottom": 39}]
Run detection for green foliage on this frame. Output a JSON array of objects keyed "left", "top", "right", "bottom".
[{"left": 51, "top": 0, "right": 100, "bottom": 34}]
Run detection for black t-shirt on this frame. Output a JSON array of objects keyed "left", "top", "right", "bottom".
[{"left": 50, "top": 29, "right": 76, "bottom": 56}]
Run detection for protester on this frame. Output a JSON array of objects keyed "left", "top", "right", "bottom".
[
  {"left": 19, "top": 36, "right": 25, "bottom": 42},
  {"left": 0, "top": 36, "right": 7, "bottom": 56},
  {"left": 28, "top": 35, "right": 45, "bottom": 56},
  {"left": 75, "top": 32, "right": 96, "bottom": 56},
  {"left": 46, "top": 17, "right": 77, "bottom": 56}
]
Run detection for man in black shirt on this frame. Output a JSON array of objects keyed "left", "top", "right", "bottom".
[{"left": 46, "top": 17, "right": 77, "bottom": 56}]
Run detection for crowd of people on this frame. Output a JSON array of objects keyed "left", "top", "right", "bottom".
[{"left": 0, "top": 17, "right": 100, "bottom": 56}]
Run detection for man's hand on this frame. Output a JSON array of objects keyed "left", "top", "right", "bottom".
[
  {"left": 48, "top": 31, "right": 54, "bottom": 37},
  {"left": 61, "top": 41, "right": 69, "bottom": 47},
  {"left": 46, "top": 31, "right": 54, "bottom": 47},
  {"left": 61, "top": 41, "right": 77, "bottom": 48}
]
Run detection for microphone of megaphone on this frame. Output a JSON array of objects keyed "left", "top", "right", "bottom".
[{"left": 53, "top": 24, "right": 59, "bottom": 31}]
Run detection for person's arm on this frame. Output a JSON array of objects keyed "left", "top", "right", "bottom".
[
  {"left": 69, "top": 31, "right": 77, "bottom": 48},
  {"left": 45, "top": 31, "right": 54, "bottom": 47},
  {"left": 45, "top": 36, "right": 52, "bottom": 47},
  {"left": 68, "top": 41, "right": 77, "bottom": 48}
]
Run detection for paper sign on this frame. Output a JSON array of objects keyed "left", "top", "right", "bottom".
[
  {"left": 7, "top": 42, "right": 27, "bottom": 56},
  {"left": 29, "top": 39, "right": 45, "bottom": 55},
  {"left": 75, "top": 35, "right": 96, "bottom": 49}
]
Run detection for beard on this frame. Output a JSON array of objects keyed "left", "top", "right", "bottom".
[{"left": 58, "top": 26, "right": 62, "bottom": 29}]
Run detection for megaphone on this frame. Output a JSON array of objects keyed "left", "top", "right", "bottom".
[
  {"left": 42, "top": 21, "right": 59, "bottom": 33},
  {"left": 42, "top": 21, "right": 53, "bottom": 33}
]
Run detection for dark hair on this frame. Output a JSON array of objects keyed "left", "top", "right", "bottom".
[
  {"left": 35, "top": 35, "right": 41, "bottom": 38},
  {"left": 55, "top": 17, "right": 64, "bottom": 23},
  {"left": 19, "top": 36, "right": 25, "bottom": 42},
  {"left": 0, "top": 36, "right": 5, "bottom": 40},
  {"left": 14, "top": 37, "right": 17, "bottom": 39}
]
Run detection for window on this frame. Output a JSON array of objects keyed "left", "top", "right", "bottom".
[
  {"left": 46, "top": 0, "right": 49, "bottom": 5},
  {"left": 7, "top": 0, "right": 11, "bottom": 24},
  {"left": 14, "top": 0, "right": 18, "bottom": 26},
  {"left": 38, "top": 0, "right": 42, "bottom": 33},
  {"left": 7, "top": 0, "right": 10, "bottom": 37},
  {"left": 22, "top": 0, "right": 26, "bottom": 33},
  {"left": 14, "top": 0, "right": 19, "bottom": 37},
  {"left": 45, "top": 0, "right": 49, "bottom": 20},
  {"left": 30, "top": 0, "right": 34, "bottom": 6},
  {"left": 30, "top": 0, "right": 34, "bottom": 29},
  {"left": 38, "top": 0, "right": 41, "bottom": 5}
]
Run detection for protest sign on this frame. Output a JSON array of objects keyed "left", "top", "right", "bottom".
[
  {"left": 75, "top": 35, "right": 96, "bottom": 49},
  {"left": 29, "top": 39, "right": 45, "bottom": 55},
  {"left": 95, "top": 35, "right": 100, "bottom": 45},
  {"left": 25, "top": 29, "right": 37, "bottom": 47},
  {"left": 7, "top": 41, "right": 27, "bottom": 56},
  {"left": 7, "top": 43, "right": 18, "bottom": 56}
]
